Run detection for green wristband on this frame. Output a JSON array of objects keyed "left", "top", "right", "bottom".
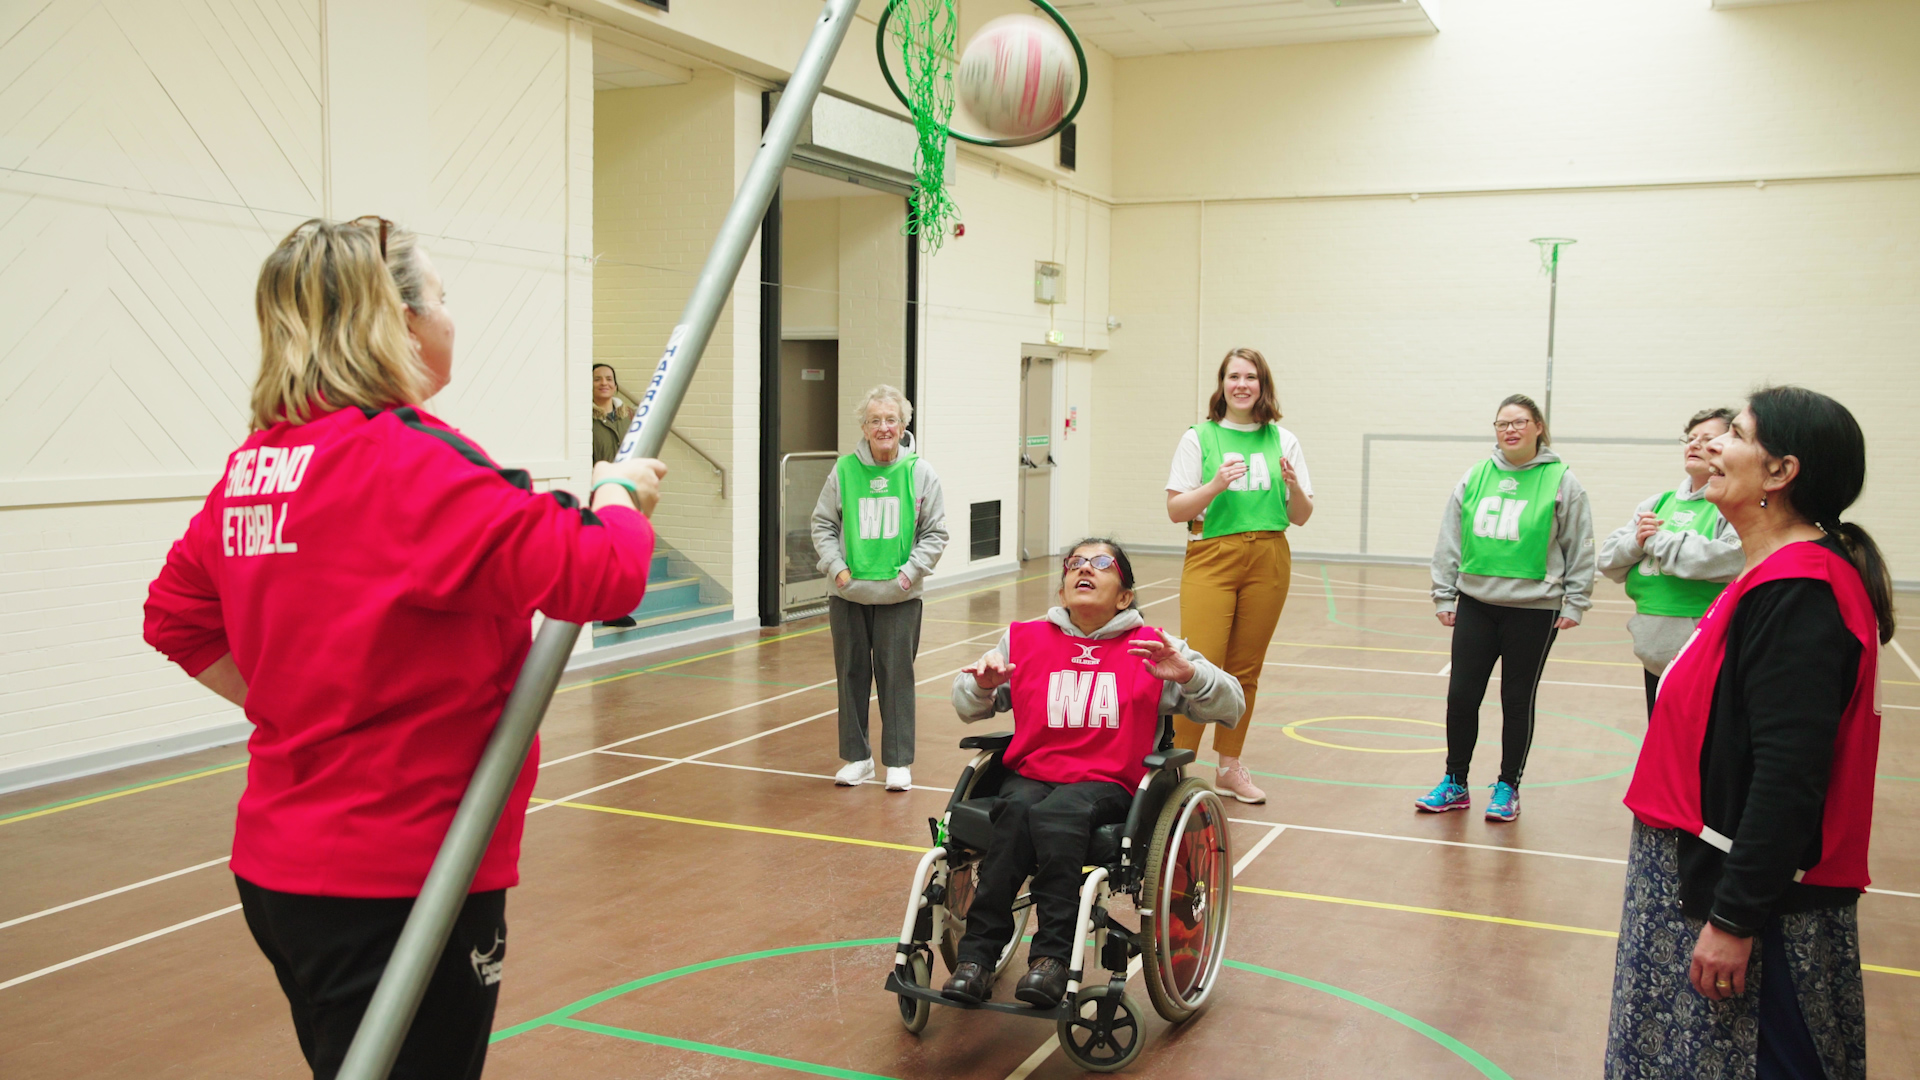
[{"left": 591, "top": 477, "right": 640, "bottom": 504}]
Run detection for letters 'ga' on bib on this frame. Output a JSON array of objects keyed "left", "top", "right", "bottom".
[
  {"left": 1005, "top": 620, "right": 1168, "bottom": 789},
  {"left": 1623, "top": 490, "right": 1729, "bottom": 618},
  {"left": 1194, "top": 422, "right": 1289, "bottom": 539},
  {"left": 1457, "top": 458, "right": 1567, "bottom": 581},
  {"left": 837, "top": 453, "right": 917, "bottom": 580}
]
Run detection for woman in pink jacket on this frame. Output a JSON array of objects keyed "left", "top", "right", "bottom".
[{"left": 144, "top": 217, "right": 665, "bottom": 1080}]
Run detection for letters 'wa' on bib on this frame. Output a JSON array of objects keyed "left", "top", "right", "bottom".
[
  {"left": 1623, "top": 490, "right": 1729, "bottom": 618},
  {"left": 1458, "top": 459, "right": 1567, "bottom": 581},
  {"left": 1195, "top": 422, "right": 1289, "bottom": 539},
  {"left": 837, "top": 453, "right": 917, "bottom": 580}
]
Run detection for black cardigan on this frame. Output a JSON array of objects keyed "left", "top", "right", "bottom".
[{"left": 1678, "top": 537, "right": 1864, "bottom": 935}]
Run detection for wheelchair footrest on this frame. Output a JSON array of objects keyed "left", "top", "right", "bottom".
[{"left": 884, "top": 970, "right": 1072, "bottom": 1020}]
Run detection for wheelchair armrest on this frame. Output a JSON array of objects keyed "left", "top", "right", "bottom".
[
  {"left": 959, "top": 732, "right": 1014, "bottom": 752},
  {"left": 1143, "top": 748, "right": 1195, "bottom": 772}
]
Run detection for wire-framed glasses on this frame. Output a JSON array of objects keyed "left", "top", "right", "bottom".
[{"left": 1063, "top": 554, "right": 1118, "bottom": 572}]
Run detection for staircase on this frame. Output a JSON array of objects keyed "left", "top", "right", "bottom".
[{"left": 591, "top": 547, "right": 734, "bottom": 647}]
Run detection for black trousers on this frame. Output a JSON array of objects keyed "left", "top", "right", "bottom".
[
  {"left": 1757, "top": 917, "right": 1827, "bottom": 1080},
  {"left": 1644, "top": 668, "right": 1661, "bottom": 719},
  {"left": 957, "top": 774, "right": 1132, "bottom": 967},
  {"left": 234, "top": 875, "right": 506, "bottom": 1080},
  {"left": 1444, "top": 594, "right": 1559, "bottom": 786}
]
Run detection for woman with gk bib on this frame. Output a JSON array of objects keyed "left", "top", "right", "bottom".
[
  {"left": 1424, "top": 394, "right": 1594, "bottom": 822},
  {"left": 1164, "top": 348, "right": 1314, "bottom": 805}
]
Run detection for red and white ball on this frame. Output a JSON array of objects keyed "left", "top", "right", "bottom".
[{"left": 956, "top": 14, "right": 1079, "bottom": 140}]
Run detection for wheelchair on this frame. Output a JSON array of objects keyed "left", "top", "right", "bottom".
[{"left": 883, "top": 718, "right": 1234, "bottom": 1072}]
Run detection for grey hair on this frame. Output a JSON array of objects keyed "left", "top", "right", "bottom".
[
  {"left": 854, "top": 384, "right": 913, "bottom": 428},
  {"left": 384, "top": 227, "right": 431, "bottom": 312}
]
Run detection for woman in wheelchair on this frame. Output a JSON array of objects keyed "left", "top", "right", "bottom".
[{"left": 941, "top": 538, "right": 1244, "bottom": 1009}]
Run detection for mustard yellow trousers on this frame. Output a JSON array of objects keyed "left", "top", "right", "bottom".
[{"left": 1172, "top": 530, "right": 1292, "bottom": 758}]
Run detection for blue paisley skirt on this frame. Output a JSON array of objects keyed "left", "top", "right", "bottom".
[{"left": 1605, "top": 820, "right": 1866, "bottom": 1080}]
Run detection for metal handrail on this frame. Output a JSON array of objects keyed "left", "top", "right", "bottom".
[
  {"left": 670, "top": 427, "right": 726, "bottom": 497},
  {"left": 779, "top": 451, "right": 840, "bottom": 594}
]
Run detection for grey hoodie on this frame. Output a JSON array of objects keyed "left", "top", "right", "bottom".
[
  {"left": 811, "top": 433, "right": 949, "bottom": 606},
  {"left": 1431, "top": 445, "right": 1596, "bottom": 623},
  {"left": 1597, "top": 478, "right": 1743, "bottom": 673},
  {"left": 951, "top": 606, "right": 1245, "bottom": 726}
]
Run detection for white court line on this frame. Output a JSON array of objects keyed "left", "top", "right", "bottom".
[
  {"left": 1233, "top": 823, "right": 1288, "bottom": 877},
  {"left": 1438, "top": 662, "right": 1452, "bottom": 677},
  {"left": 1264, "top": 659, "right": 1642, "bottom": 693},
  {"left": 1890, "top": 638, "right": 1920, "bottom": 682},
  {"left": 1885, "top": 704, "right": 1919, "bottom": 712},
  {"left": 0, "top": 904, "right": 242, "bottom": 992},
  {"left": 1306, "top": 571, "right": 1637, "bottom": 608},
  {"left": 0, "top": 856, "right": 231, "bottom": 933},
  {"left": 595, "top": 751, "right": 950, "bottom": 792}
]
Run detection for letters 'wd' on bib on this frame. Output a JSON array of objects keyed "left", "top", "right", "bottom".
[
  {"left": 1194, "top": 422, "right": 1289, "bottom": 539},
  {"left": 1623, "top": 490, "right": 1729, "bottom": 618},
  {"left": 837, "top": 453, "right": 918, "bottom": 580},
  {"left": 1458, "top": 459, "right": 1567, "bottom": 581},
  {"left": 1005, "top": 620, "right": 1168, "bottom": 788}
]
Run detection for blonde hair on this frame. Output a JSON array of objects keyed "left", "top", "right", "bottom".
[
  {"left": 854, "top": 384, "right": 913, "bottom": 428},
  {"left": 250, "top": 218, "right": 431, "bottom": 429}
]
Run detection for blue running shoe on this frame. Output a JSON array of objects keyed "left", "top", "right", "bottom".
[
  {"left": 1486, "top": 781, "right": 1521, "bottom": 822},
  {"left": 1414, "top": 777, "right": 1470, "bottom": 813}
]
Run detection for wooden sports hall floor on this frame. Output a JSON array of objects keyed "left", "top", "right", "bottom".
[{"left": 3, "top": 557, "right": 1917, "bottom": 1079}]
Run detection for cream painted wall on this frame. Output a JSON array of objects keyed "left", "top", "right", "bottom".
[
  {"left": 836, "top": 196, "right": 909, "bottom": 451},
  {"left": 781, "top": 199, "right": 841, "bottom": 335},
  {"left": 0, "top": 0, "right": 595, "bottom": 787},
  {"left": 1096, "top": 0, "right": 1920, "bottom": 580}
]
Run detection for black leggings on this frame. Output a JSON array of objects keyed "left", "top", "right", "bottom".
[
  {"left": 958, "top": 774, "right": 1132, "bottom": 967},
  {"left": 1444, "top": 594, "right": 1559, "bottom": 787}
]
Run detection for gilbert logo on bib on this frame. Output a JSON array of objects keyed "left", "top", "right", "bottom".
[
  {"left": 1070, "top": 643, "right": 1102, "bottom": 666},
  {"left": 1458, "top": 459, "right": 1567, "bottom": 581},
  {"left": 837, "top": 452, "right": 917, "bottom": 580}
]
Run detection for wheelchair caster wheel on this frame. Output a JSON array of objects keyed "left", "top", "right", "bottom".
[
  {"left": 897, "top": 950, "right": 932, "bottom": 1034},
  {"left": 1057, "top": 985, "right": 1143, "bottom": 1073}
]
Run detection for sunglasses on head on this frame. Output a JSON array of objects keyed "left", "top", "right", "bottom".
[
  {"left": 1063, "top": 554, "right": 1118, "bottom": 572},
  {"left": 349, "top": 214, "right": 394, "bottom": 259}
]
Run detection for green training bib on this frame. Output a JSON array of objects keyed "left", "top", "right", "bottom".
[
  {"left": 1458, "top": 458, "right": 1567, "bottom": 581},
  {"left": 837, "top": 453, "right": 917, "bottom": 580},
  {"left": 1623, "top": 490, "right": 1728, "bottom": 618},
  {"left": 1195, "top": 422, "right": 1290, "bottom": 539}
]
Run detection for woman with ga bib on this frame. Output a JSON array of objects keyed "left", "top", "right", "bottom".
[
  {"left": 1164, "top": 348, "right": 1314, "bottom": 804},
  {"left": 1599, "top": 408, "right": 1743, "bottom": 716},
  {"left": 1424, "top": 394, "right": 1594, "bottom": 822},
  {"left": 1606, "top": 387, "right": 1889, "bottom": 1080}
]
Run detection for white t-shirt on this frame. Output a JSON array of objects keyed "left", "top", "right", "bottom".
[{"left": 1165, "top": 421, "right": 1314, "bottom": 532}]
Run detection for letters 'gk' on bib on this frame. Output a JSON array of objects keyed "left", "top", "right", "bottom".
[{"left": 1458, "top": 459, "right": 1566, "bottom": 581}]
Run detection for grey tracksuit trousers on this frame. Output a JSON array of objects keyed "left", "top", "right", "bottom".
[{"left": 830, "top": 596, "right": 922, "bottom": 767}]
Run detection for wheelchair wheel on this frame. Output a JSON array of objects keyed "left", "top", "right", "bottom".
[
  {"left": 1139, "top": 777, "right": 1233, "bottom": 1023},
  {"left": 897, "top": 948, "right": 932, "bottom": 1034},
  {"left": 938, "top": 863, "right": 1032, "bottom": 979},
  {"left": 1057, "top": 984, "right": 1144, "bottom": 1073}
]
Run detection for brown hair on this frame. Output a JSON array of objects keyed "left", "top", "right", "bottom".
[
  {"left": 250, "top": 218, "right": 430, "bottom": 429},
  {"left": 1685, "top": 407, "right": 1736, "bottom": 434},
  {"left": 1495, "top": 393, "right": 1549, "bottom": 446},
  {"left": 1207, "top": 348, "right": 1282, "bottom": 425}
]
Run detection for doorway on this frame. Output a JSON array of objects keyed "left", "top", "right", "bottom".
[{"left": 1019, "top": 354, "right": 1055, "bottom": 561}]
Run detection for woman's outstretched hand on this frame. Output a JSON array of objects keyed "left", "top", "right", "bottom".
[
  {"left": 964, "top": 651, "right": 1015, "bottom": 691},
  {"left": 1129, "top": 629, "right": 1195, "bottom": 685}
]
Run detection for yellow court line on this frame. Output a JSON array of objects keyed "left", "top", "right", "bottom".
[
  {"left": 1272, "top": 639, "right": 1641, "bottom": 669},
  {"left": 528, "top": 797, "right": 926, "bottom": 852},
  {"left": 0, "top": 762, "right": 248, "bottom": 828},
  {"left": 1234, "top": 884, "right": 1620, "bottom": 938},
  {"left": 559, "top": 571, "right": 1054, "bottom": 694},
  {"left": 1888, "top": 680, "right": 1920, "bottom": 688}
]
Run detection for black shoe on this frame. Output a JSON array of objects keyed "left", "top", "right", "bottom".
[
  {"left": 942, "top": 961, "right": 992, "bottom": 1003},
  {"left": 1015, "top": 956, "right": 1069, "bottom": 1008},
  {"left": 602, "top": 615, "right": 637, "bottom": 629}
]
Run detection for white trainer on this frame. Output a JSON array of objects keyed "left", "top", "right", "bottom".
[
  {"left": 834, "top": 758, "right": 875, "bottom": 786},
  {"left": 885, "top": 766, "right": 913, "bottom": 792}
]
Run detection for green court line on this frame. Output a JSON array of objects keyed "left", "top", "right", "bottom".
[
  {"left": 1880, "top": 775, "right": 1920, "bottom": 783},
  {"left": 551, "top": 1018, "right": 902, "bottom": 1080},
  {"left": 498, "top": 937, "right": 1514, "bottom": 1078},
  {"left": 1250, "top": 722, "right": 1632, "bottom": 757},
  {"left": 1320, "top": 566, "right": 1451, "bottom": 642},
  {"left": 1224, "top": 960, "right": 1514, "bottom": 1080},
  {"left": 1239, "top": 763, "right": 1631, "bottom": 791},
  {"left": 0, "top": 758, "right": 248, "bottom": 826}
]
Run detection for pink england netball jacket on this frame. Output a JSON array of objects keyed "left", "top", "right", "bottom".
[{"left": 145, "top": 406, "right": 653, "bottom": 897}]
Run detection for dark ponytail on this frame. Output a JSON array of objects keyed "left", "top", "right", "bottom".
[{"left": 1747, "top": 386, "right": 1895, "bottom": 644}]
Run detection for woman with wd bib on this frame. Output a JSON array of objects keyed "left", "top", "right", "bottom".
[
  {"left": 941, "top": 540, "right": 1244, "bottom": 1009},
  {"left": 1598, "top": 408, "right": 1744, "bottom": 716},
  {"left": 1424, "top": 394, "right": 1594, "bottom": 822},
  {"left": 1607, "top": 387, "right": 1888, "bottom": 1080}
]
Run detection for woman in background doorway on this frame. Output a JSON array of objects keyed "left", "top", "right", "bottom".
[
  {"left": 812, "top": 386, "right": 949, "bottom": 792},
  {"left": 1164, "top": 347, "right": 1315, "bottom": 805},
  {"left": 1424, "top": 393, "right": 1594, "bottom": 823},
  {"left": 1598, "top": 407, "right": 1743, "bottom": 716},
  {"left": 591, "top": 363, "right": 634, "bottom": 465}
]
